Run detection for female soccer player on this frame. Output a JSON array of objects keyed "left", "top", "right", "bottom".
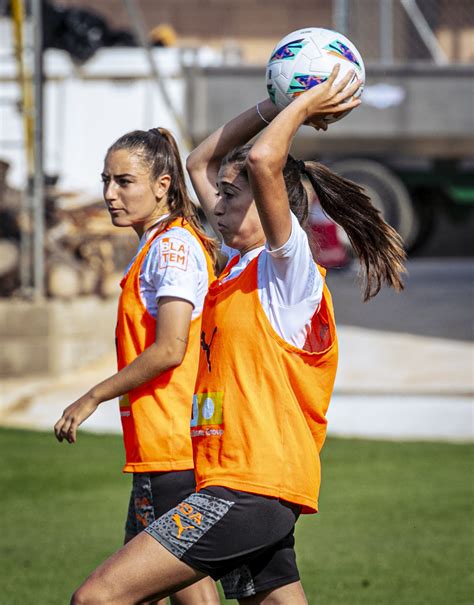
[
  {"left": 54, "top": 127, "right": 219, "bottom": 605},
  {"left": 70, "top": 66, "right": 405, "bottom": 604}
]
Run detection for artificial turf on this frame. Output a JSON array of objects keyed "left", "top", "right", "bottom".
[{"left": 0, "top": 428, "right": 471, "bottom": 604}]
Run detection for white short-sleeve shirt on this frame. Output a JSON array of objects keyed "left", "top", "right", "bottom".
[
  {"left": 221, "top": 212, "right": 324, "bottom": 348},
  {"left": 126, "top": 224, "right": 209, "bottom": 320}
]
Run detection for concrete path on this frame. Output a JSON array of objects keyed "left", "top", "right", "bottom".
[{"left": 1, "top": 326, "right": 472, "bottom": 442}]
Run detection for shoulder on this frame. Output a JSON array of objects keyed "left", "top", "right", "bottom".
[
  {"left": 146, "top": 226, "right": 207, "bottom": 272},
  {"left": 264, "top": 212, "right": 311, "bottom": 260}
]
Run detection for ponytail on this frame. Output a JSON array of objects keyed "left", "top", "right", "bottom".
[
  {"left": 107, "top": 127, "right": 217, "bottom": 264},
  {"left": 222, "top": 144, "right": 405, "bottom": 301},
  {"left": 303, "top": 160, "right": 406, "bottom": 301}
]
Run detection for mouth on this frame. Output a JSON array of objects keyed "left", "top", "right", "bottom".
[
  {"left": 108, "top": 207, "right": 124, "bottom": 215},
  {"left": 217, "top": 222, "right": 227, "bottom": 231}
]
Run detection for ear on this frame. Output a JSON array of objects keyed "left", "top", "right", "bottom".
[{"left": 152, "top": 174, "right": 171, "bottom": 200}]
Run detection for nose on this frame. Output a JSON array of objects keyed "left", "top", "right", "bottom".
[
  {"left": 103, "top": 180, "right": 117, "bottom": 202},
  {"left": 214, "top": 194, "right": 225, "bottom": 216}
]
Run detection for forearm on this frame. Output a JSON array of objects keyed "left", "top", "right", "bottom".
[
  {"left": 187, "top": 99, "right": 278, "bottom": 170},
  {"left": 89, "top": 343, "right": 183, "bottom": 404},
  {"left": 248, "top": 98, "right": 308, "bottom": 172}
]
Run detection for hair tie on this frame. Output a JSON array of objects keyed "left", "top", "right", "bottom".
[
  {"left": 256, "top": 103, "right": 271, "bottom": 125},
  {"left": 297, "top": 159, "right": 306, "bottom": 174}
]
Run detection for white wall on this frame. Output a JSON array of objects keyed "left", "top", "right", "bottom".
[{"left": 1, "top": 43, "right": 191, "bottom": 197}]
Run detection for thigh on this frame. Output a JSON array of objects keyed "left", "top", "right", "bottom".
[
  {"left": 238, "top": 580, "right": 308, "bottom": 605},
  {"left": 73, "top": 531, "right": 206, "bottom": 605}
]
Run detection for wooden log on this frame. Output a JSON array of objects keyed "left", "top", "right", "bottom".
[
  {"left": 47, "top": 262, "right": 81, "bottom": 299},
  {"left": 0, "top": 240, "right": 19, "bottom": 277}
]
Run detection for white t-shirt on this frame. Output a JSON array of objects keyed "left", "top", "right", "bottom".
[
  {"left": 222, "top": 212, "right": 324, "bottom": 348},
  {"left": 126, "top": 224, "right": 209, "bottom": 320}
]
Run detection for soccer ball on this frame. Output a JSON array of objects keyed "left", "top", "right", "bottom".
[{"left": 266, "top": 27, "right": 365, "bottom": 124}]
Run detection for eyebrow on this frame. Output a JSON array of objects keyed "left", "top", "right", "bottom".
[
  {"left": 101, "top": 172, "right": 135, "bottom": 179},
  {"left": 217, "top": 180, "right": 241, "bottom": 191}
]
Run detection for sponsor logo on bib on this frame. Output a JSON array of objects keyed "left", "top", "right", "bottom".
[{"left": 191, "top": 391, "right": 224, "bottom": 437}]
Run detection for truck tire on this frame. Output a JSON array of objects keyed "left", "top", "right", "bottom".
[{"left": 329, "top": 159, "right": 417, "bottom": 249}]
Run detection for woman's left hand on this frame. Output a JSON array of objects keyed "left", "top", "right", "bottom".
[
  {"left": 54, "top": 393, "right": 100, "bottom": 444},
  {"left": 298, "top": 64, "right": 361, "bottom": 125}
]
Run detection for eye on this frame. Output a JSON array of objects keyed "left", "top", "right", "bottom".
[{"left": 117, "top": 178, "right": 132, "bottom": 187}]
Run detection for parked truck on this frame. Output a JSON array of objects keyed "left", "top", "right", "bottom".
[{"left": 184, "top": 63, "right": 474, "bottom": 251}]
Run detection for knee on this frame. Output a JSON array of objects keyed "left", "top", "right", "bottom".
[
  {"left": 70, "top": 584, "right": 93, "bottom": 605},
  {"left": 70, "top": 585, "right": 89, "bottom": 605}
]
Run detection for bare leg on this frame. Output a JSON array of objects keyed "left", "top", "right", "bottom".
[
  {"left": 239, "top": 581, "right": 308, "bottom": 605},
  {"left": 122, "top": 533, "right": 220, "bottom": 605},
  {"left": 169, "top": 578, "right": 220, "bottom": 605},
  {"left": 72, "top": 531, "right": 206, "bottom": 605},
  {"left": 124, "top": 533, "right": 169, "bottom": 605}
]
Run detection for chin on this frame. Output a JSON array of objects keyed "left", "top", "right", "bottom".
[
  {"left": 110, "top": 216, "right": 132, "bottom": 228},
  {"left": 221, "top": 236, "right": 237, "bottom": 250}
]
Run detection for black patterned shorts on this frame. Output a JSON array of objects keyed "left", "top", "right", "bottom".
[
  {"left": 125, "top": 470, "right": 196, "bottom": 538},
  {"left": 145, "top": 486, "right": 301, "bottom": 599}
]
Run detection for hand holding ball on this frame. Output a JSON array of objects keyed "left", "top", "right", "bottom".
[{"left": 266, "top": 27, "right": 365, "bottom": 124}]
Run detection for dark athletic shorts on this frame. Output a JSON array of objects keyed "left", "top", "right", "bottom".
[
  {"left": 145, "top": 486, "right": 301, "bottom": 599},
  {"left": 125, "top": 470, "right": 196, "bottom": 538}
]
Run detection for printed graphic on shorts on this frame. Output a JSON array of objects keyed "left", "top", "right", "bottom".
[
  {"left": 145, "top": 492, "right": 234, "bottom": 559},
  {"left": 159, "top": 236, "right": 189, "bottom": 271},
  {"left": 119, "top": 393, "right": 131, "bottom": 417},
  {"left": 125, "top": 474, "right": 155, "bottom": 535},
  {"left": 221, "top": 565, "right": 256, "bottom": 599},
  {"left": 190, "top": 392, "right": 224, "bottom": 437}
]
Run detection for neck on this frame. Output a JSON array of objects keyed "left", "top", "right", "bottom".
[
  {"left": 133, "top": 209, "right": 169, "bottom": 239},
  {"left": 238, "top": 239, "right": 266, "bottom": 257}
]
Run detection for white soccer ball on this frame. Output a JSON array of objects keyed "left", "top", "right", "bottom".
[{"left": 266, "top": 27, "right": 365, "bottom": 124}]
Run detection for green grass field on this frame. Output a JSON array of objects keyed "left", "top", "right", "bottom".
[{"left": 0, "top": 427, "right": 472, "bottom": 604}]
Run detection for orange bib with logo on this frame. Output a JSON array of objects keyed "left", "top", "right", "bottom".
[
  {"left": 192, "top": 253, "right": 338, "bottom": 513},
  {"left": 116, "top": 218, "right": 215, "bottom": 473}
]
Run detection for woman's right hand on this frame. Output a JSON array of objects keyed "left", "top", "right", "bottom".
[
  {"left": 54, "top": 392, "right": 100, "bottom": 444},
  {"left": 296, "top": 64, "right": 361, "bottom": 126}
]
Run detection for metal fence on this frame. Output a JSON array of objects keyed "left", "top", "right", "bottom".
[{"left": 333, "top": 0, "right": 474, "bottom": 64}]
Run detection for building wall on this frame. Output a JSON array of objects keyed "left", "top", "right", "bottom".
[
  {"left": 55, "top": 0, "right": 474, "bottom": 64},
  {"left": 55, "top": 0, "right": 332, "bottom": 38}
]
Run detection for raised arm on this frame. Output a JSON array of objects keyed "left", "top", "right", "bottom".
[
  {"left": 246, "top": 65, "right": 361, "bottom": 250},
  {"left": 186, "top": 98, "right": 278, "bottom": 235}
]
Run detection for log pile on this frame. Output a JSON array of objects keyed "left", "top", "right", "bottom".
[{"left": 0, "top": 160, "right": 136, "bottom": 299}]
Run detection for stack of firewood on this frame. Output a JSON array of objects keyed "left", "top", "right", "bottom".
[{"left": 0, "top": 160, "right": 136, "bottom": 299}]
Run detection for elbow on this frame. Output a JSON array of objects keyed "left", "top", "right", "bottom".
[
  {"left": 246, "top": 145, "right": 281, "bottom": 177},
  {"left": 149, "top": 342, "right": 185, "bottom": 372},
  {"left": 165, "top": 343, "right": 186, "bottom": 369},
  {"left": 185, "top": 151, "right": 200, "bottom": 175},
  {"left": 186, "top": 152, "right": 219, "bottom": 180}
]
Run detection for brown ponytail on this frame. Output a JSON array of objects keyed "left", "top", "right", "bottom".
[
  {"left": 303, "top": 160, "right": 406, "bottom": 301},
  {"left": 222, "top": 144, "right": 406, "bottom": 301},
  {"left": 107, "top": 128, "right": 218, "bottom": 264}
]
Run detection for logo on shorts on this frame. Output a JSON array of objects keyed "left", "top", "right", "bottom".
[{"left": 172, "top": 502, "right": 203, "bottom": 539}]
